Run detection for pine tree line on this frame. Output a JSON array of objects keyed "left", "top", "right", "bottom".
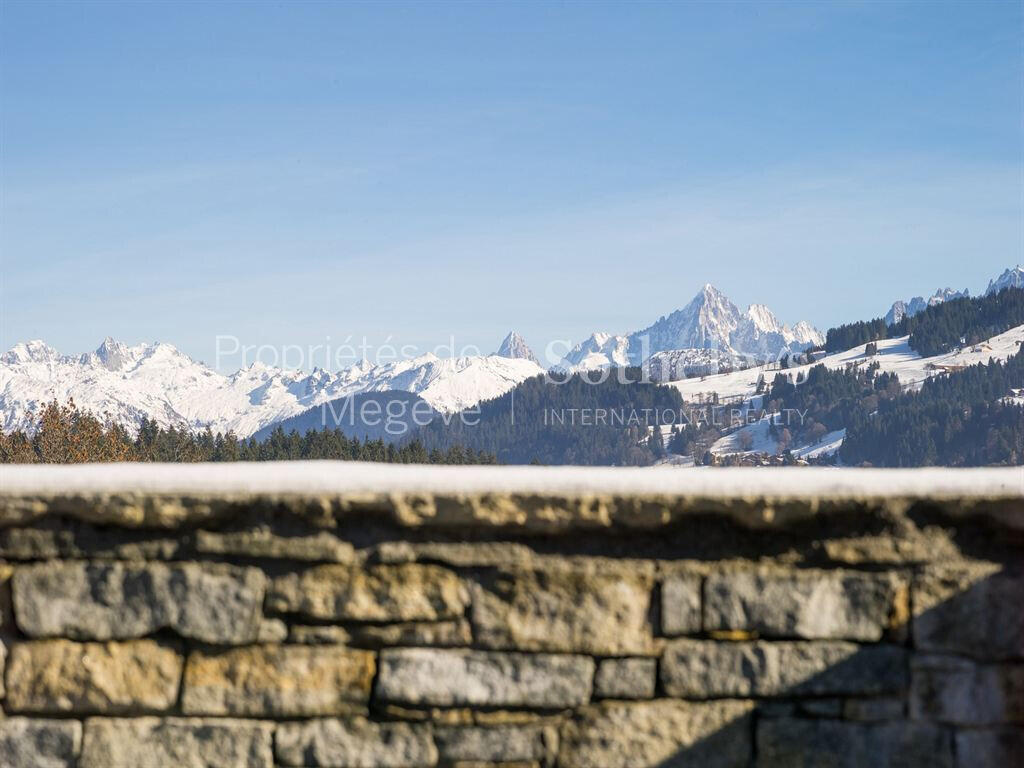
[{"left": 0, "top": 400, "right": 495, "bottom": 465}]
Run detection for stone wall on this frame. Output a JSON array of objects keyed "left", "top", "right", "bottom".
[{"left": 0, "top": 465, "right": 1020, "bottom": 767}]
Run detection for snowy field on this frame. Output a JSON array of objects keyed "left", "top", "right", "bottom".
[{"left": 708, "top": 423, "right": 846, "bottom": 460}]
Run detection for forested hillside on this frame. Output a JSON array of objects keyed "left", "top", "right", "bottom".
[
  {"left": 414, "top": 370, "right": 684, "bottom": 465},
  {"left": 762, "top": 362, "right": 902, "bottom": 451},
  {"left": 824, "top": 287, "right": 1024, "bottom": 354},
  {"left": 840, "top": 351, "right": 1024, "bottom": 466},
  {"left": 742, "top": 350, "right": 1022, "bottom": 467}
]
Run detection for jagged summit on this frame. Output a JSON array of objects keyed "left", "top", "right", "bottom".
[
  {"left": 558, "top": 284, "right": 823, "bottom": 372},
  {"left": 883, "top": 266, "right": 1024, "bottom": 326},
  {"left": 495, "top": 331, "right": 539, "bottom": 365},
  {"left": 883, "top": 265, "right": 1024, "bottom": 326},
  {"left": 884, "top": 287, "right": 969, "bottom": 326},
  {"left": 91, "top": 337, "right": 133, "bottom": 371},
  {"left": 986, "top": 265, "right": 1024, "bottom": 296},
  {"left": 637, "top": 283, "right": 744, "bottom": 353}
]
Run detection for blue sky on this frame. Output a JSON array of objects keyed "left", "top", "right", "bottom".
[{"left": 2, "top": 0, "right": 1021, "bottom": 369}]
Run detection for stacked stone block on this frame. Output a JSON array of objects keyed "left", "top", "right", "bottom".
[{"left": 0, "top": 489, "right": 1019, "bottom": 767}]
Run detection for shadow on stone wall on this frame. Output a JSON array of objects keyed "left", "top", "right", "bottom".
[{"left": 578, "top": 564, "right": 1023, "bottom": 768}]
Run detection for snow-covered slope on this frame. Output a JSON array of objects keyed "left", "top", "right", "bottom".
[
  {"left": 690, "top": 322, "right": 1024, "bottom": 461},
  {"left": 0, "top": 338, "right": 545, "bottom": 437},
  {"left": 326, "top": 353, "right": 544, "bottom": 415},
  {"left": 495, "top": 331, "right": 539, "bottom": 365},
  {"left": 666, "top": 324, "right": 1024, "bottom": 404},
  {"left": 710, "top": 422, "right": 846, "bottom": 460},
  {"left": 986, "top": 266, "right": 1024, "bottom": 296},
  {"left": 559, "top": 284, "right": 823, "bottom": 372},
  {"left": 558, "top": 332, "right": 635, "bottom": 372}
]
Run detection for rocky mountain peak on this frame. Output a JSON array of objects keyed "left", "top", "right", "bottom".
[
  {"left": 986, "top": 265, "right": 1024, "bottom": 296},
  {"left": 496, "top": 331, "right": 539, "bottom": 365}
]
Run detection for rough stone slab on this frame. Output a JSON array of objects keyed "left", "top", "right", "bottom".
[
  {"left": 347, "top": 619, "right": 473, "bottom": 648},
  {"left": 703, "top": 569, "right": 907, "bottom": 641},
  {"left": 289, "top": 624, "right": 352, "bottom": 644},
  {"left": 434, "top": 724, "right": 554, "bottom": 763},
  {"left": 374, "top": 540, "right": 538, "bottom": 568},
  {"left": 914, "top": 565, "right": 1024, "bottom": 660},
  {"left": 757, "top": 718, "right": 953, "bottom": 768},
  {"left": 0, "top": 519, "right": 181, "bottom": 560},
  {"left": 0, "top": 718, "right": 82, "bottom": 768},
  {"left": 276, "top": 717, "right": 437, "bottom": 768},
  {"left": 594, "top": 658, "right": 657, "bottom": 699},
  {"left": 910, "top": 654, "right": 1024, "bottom": 725},
  {"left": 255, "top": 617, "right": 288, "bottom": 642},
  {"left": 376, "top": 648, "right": 594, "bottom": 708},
  {"left": 471, "top": 569, "right": 654, "bottom": 655},
  {"left": 5, "top": 639, "right": 182, "bottom": 714},
  {"left": 289, "top": 621, "right": 474, "bottom": 650},
  {"left": 182, "top": 644, "right": 375, "bottom": 716},
  {"left": 955, "top": 728, "right": 1024, "bottom": 768},
  {"left": 661, "top": 574, "right": 702, "bottom": 636},
  {"left": 12, "top": 560, "right": 265, "bottom": 643},
  {"left": 822, "top": 529, "right": 960, "bottom": 565},
  {"left": 79, "top": 717, "right": 274, "bottom": 768},
  {"left": 196, "top": 526, "right": 356, "bottom": 562},
  {"left": 267, "top": 563, "right": 467, "bottom": 621},
  {"left": 661, "top": 639, "right": 907, "bottom": 697},
  {"left": 558, "top": 700, "right": 754, "bottom": 768},
  {"left": 842, "top": 697, "right": 905, "bottom": 721}
]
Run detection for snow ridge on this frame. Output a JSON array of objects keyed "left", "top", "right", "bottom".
[{"left": 0, "top": 338, "right": 544, "bottom": 437}]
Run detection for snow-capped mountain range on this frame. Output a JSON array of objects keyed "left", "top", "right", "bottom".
[
  {"left": 1, "top": 283, "right": 816, "bottom": 438},
  {"left": 4, "top": 269, "right": 1017, "bottom": 438},
  {"left": 0, "top": 337, "right": 544, "bottom": 437},
  {"left": 557, "top": 284, "right": 824, "bottom": 372}
]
